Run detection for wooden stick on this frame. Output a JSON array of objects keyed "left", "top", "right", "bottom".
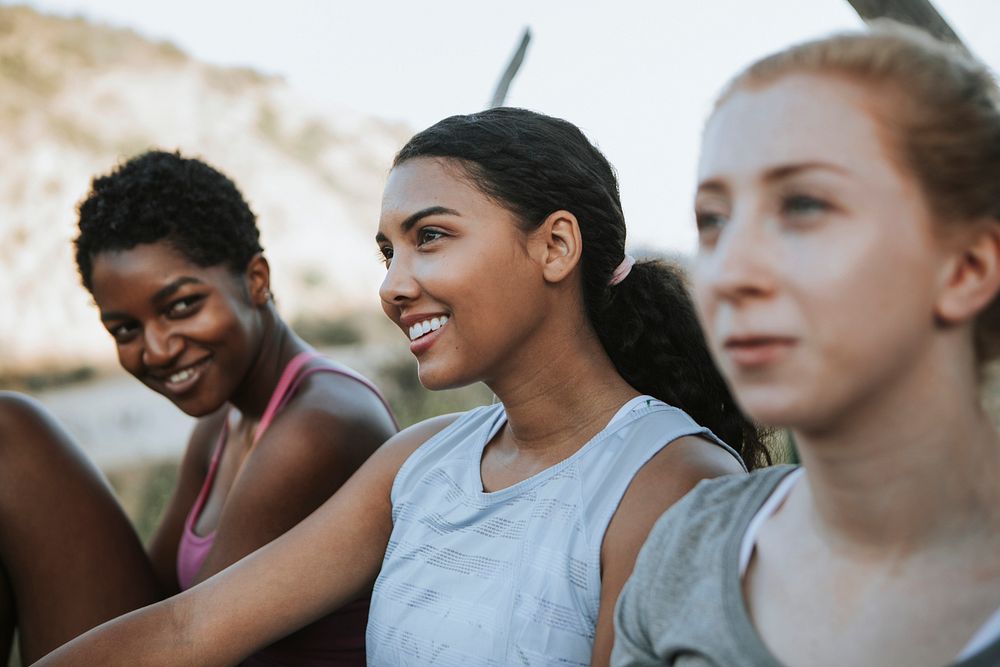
[
  {"left": 845, "top": 0, "right": 963, "bottom": 46},
  {"left": 490, "top": 28, "right": 532, "bottom": 108}
]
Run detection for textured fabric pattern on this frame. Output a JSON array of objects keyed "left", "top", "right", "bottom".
[
  {"left": 611, "top": 466, "right": 1000, "bottom": 667},
  {"left": 368, "top": 398, "right": 741, "bottom": 666}
]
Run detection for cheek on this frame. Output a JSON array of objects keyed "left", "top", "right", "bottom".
[
  {"left": 690, "top": 261, "right": 721, "bottom": 346},
  {"left": 116, "top": 344, "right": 141, "bottom": 373},
  {"left": 381, "top": 299, "right": 397, "bottom": 323}
]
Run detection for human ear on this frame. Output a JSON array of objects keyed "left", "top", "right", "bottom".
[
  {"left": 245, "top": 253, "right": 272, "bottom": 306},
  {"left": 534, "top": 210, "right": 583, "bottom": 284},
  {"left": 936, "top": 221, "right": 1000, "bottom": 325}
]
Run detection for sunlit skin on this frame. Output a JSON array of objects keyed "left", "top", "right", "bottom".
[
  {"left": 377, "top": 158, "right": 556, "bottom": 393},
  {"left": 32, "top": 156, "right": 742, "bottom": 667},
  {"left": 0, "top": 235, "right": 394, "bottom": 664},
  {"left": 89, "top": 243, "right": 270, "bottom": 418},
  {"left": 693, "top": 73, "right": 1000, "bottom": 667}
]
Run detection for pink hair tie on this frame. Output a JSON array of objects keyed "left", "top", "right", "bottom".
[{"left": 609, "top": 253, "right": 636, "bottom": 286}]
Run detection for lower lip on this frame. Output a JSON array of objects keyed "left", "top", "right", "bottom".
[
  {"left": 161, "top": 359, "right": 210, "bottom": 396},
  {"left": 724, "top": 340, "right": 795, "bottom": 368},
  {"left": 409, "top": 324, "right": 446, "bottom": 355}
]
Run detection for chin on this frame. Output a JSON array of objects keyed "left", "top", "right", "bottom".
[
  {"left": 731, "top": 384, "right": 815, "bottom": 429},
  {"left": 416, "top": 363, "right": 475, "bottom": 393},
  {"left": 164, "top": 390, "right": 228, "bottom": 419}
]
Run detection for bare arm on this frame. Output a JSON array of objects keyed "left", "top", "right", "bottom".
[
  {"left": 34, "top": 415, "right": 459, "bottom": 667},
  {"left": 589, "top": 436, "right": 744, "bottom": 667}
]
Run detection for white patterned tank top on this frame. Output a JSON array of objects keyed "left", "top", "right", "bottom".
[{"left": 366, "top": 396, "right": 745, "bottom": 666}]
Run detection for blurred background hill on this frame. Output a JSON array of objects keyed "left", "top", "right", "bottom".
[
  {"left": 0, "top": 4, "right": 411, "bottom": 378},
  {"left": 2, "top": 0, "right": 992, "bottom": 555},
  {"left": 0, "top": 6, "right": 493, "bottom": 515}
]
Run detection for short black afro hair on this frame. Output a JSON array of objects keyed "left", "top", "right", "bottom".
[{"left": 75, "top": 150, "right": 263, "bottom": 291}]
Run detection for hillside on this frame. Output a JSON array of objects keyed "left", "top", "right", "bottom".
[{"left": 0, "top": 5, "right": 411, "bottom": 375}]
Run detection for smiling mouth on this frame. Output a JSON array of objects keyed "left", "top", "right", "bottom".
[
  {"left": 156, "top": 357, "right": 211, "bottom": 394},
  {"left": 408, "top": 315, "right": 449, "bottom": 341}
]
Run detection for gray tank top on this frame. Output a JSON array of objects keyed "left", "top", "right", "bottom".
[{"left": 367, "top": 397, "right": 743, "bottom": 666}]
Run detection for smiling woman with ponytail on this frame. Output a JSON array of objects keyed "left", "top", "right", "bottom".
[
  {"left": 394, "top": 108, "right": 768, "bottom": 466},
  {"left": 37, "top": 108, "right": 764, "bottom": 667}
]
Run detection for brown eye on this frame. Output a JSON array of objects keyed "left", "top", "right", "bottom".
[
  {"left": 378, "top": 245, "right": 393, "bottom": 266},
  {"left": 416, "top": 228, "right": 446, "bottom": 246},
  {"left": 167, "top": 295, "right": 203, "bottom": 317},
  {"left": 109, "top": 321, "right": 138, "bottom": 343}
]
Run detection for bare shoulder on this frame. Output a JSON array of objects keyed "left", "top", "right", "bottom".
[
  {"left": 590, "top": 436, "right": 747, "bottom": 665},
  {"left": 370, "top": 412, "right": 465, "bottom": 471},
  {"left": 603, "top": 436, "right": 745, "bottom": 563},
  {"left": 639, "top": 435, "right": 746, "bottom": 494},
  {"left": 248, "top": 369, "right": 396, "bottom": 469},
  {"left": 279, "top": 367, "right": 395, "bottom": 431}
]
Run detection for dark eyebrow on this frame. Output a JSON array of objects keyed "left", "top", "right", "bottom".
[
  {"left": 99, "top": 276, "right": 204, "bottom": 323},
  {"left": 375, "top": 206, "right": 461, "bottom": 243}
]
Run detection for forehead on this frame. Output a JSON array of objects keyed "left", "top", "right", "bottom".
[
  {"left": 89, "top": 242, "right": 231, "bottom": 302},
  {"left": 380, "top": 159, "right": 492, "bottom": 222},
  {"left": 91, "top": 242, "right": 198, "bottom": 277},
  {"left": 699, "top": 74, "right": 897, "bottom": 184}
]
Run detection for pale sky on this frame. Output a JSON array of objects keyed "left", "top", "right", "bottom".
[{"left": 15, "top": 0, "right": 1000, "bottom": 255}]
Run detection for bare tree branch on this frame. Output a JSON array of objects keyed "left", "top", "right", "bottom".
[
  {"left": 490, "top": 28, "right": 532, "bottom": 108},
  {"left": 845, "top": 0, "right": 963, "bottom": 46}
]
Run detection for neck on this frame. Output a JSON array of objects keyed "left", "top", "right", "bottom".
[
  {"left": 488, "top": 315, "right": 638, "bottom": 457},
  {"left": 228, "top": 305, "right": 309, "bottom": 420},
  {"left": 792, "top": 343, "right": 1000, "bottom": 555}
]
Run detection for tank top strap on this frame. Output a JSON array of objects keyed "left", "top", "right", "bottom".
[
  {"left": 252, "top": 351, "right": 398, "bottom": 446},
  {"left": 184, "top": 417, "right": 230, "bottom": 536},
  {"left": 253, "top": 351, "right": 318, "bottom": 440}
]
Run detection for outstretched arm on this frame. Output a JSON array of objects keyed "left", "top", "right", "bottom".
[
  {"left": 188, "top": 375, "right": 396, "bottom": 587},
  {"left": 34, "top": 415, "right": 457, "bottom": 667}
]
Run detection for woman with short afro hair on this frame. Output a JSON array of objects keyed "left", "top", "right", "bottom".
[{"left": 0, "top": 150, "right": 396, "bottom": 665}]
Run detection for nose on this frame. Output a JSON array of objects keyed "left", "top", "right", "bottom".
[
  {"left": 141, "top": 321, "right": 183, "bottom": 368},
  {"left": 378, "top": 253, "right": 420, "bottom": 310},
  {"left": 699, "top": 210, "right": 777, "bottom": 303}
]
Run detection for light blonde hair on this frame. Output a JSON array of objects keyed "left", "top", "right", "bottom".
[{"left": 716, "top": 22, "right": 1000, "bottom": 360}]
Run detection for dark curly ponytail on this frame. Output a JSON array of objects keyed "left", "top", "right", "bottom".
[{"left": 395, "top": 107, "right": 770, "bottom": 469}]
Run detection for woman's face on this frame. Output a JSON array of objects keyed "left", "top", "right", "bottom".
[
  {"left": 377, "top": 158, "right": 549, "bottom": 390},
  {"left": 89, "top": 242, "right": 263, "bottom": 417},
  {"left": 693, "top": 74, "right": 951, "bottom": 432}
]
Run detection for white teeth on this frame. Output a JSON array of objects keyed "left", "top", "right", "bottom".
[
  {"left": 168, "top": 368, "right": 194, "bottom": 384},
  {"left": 408, "top": 316, "right": 449, "bottom": 341}
]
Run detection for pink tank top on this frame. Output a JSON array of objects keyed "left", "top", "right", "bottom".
[{"left": 177, "top": 351, "right": 395, "bottom": 666}]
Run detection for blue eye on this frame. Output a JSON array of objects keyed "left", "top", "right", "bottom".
[
  {"left": 782, "top": 195, "right": 829, "bottom": 216},
  {"left": 695, "top": 211, "right": 727, "bottom": 246}
]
